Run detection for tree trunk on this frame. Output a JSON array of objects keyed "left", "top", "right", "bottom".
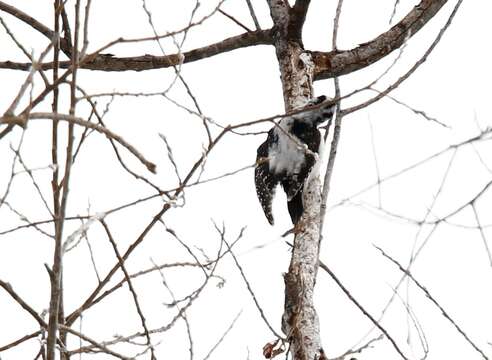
[{"left": 267, "top": 1, "right": 324, "bottom": 359}]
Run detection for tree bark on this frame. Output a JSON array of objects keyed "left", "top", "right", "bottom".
[
  {"left": 267, "top": 1, "right": 324, "bottom": 359},
  {"left": 312, "top": 0, "right": 448, "bottom": 80}
]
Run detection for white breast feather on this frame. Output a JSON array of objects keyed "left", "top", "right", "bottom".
[{"left": 268, "top": 118, "right": 305, "bottom": 176}]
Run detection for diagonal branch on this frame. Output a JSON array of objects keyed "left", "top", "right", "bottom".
[
  {"left": 0, "top": 29, "right": 274, "bottom": 72},
  {"left": 219, "top": 9, "right": 252, "bottom": 32},
  {"left": 0, "top": 112, "right": 156, "bottom": 173},
  {"left": 0, "top": 0, "right": 448, "bottom": 80},
  {"left": 312, "top": 0, "right": 448, "bottom": 80},
  {"left": 341, "top": 0, "right": 462, "bottom": 116},
  {"left": 61, "top": 326, "right": 132, "bottom": 360},
  {"left": 0, "top": 279, "right": 47, "bottom": 329},
  {"left": 318, "top": 261, "right": 408, "bottom": 360},
  {"left": 0, "top": 1, "right": 71, "bottom": 54},
  {"left": 65, "top": 203, "right": 172, "bottom": 326},
  {"left": 244, "top": 0, "right": 261, "bottom": 30},
  {"left": 65, "top": 125, "right": 234, "bottom": 327},
  {"left": 101, "top": 219, "right": 156, "bottom": 359},
  {"left": 377, "top": 246, "right": 489, "bottom": 360},
  {"left": 0, "top": 331, "right": 42, "bottom": 352}
]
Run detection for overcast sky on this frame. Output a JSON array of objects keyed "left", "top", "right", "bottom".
[{"left": 1, "top": 1, "right": 492, "bottom": 359}]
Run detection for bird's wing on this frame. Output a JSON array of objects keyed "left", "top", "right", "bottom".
[{"left": 255, "top": 131, "right": 277, "bottom": 225}]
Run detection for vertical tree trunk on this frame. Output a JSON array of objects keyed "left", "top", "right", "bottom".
[
  {"left": 282, "top": 169, "right": 324, "bottom": 360},
  {"left": 267, "top": 1, "right": 325, "bottom": 359}
]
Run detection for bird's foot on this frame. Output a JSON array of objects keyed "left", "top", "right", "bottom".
[{"left": 281, "top": 221, "right": 305, "bottom": 237}]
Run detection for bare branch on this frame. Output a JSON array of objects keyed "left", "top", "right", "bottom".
[
  {"left": 65, "top": 203, "right": 172, "bottom": 326},
  {"left": 0, "top": 331, "right": 42, "bottom": 352},
  {"left": 370, "top": 88, "right": 448, "bottom": 128},
  {"left": 320, "top": 0, "right": 344, "bottom": 244},
  {"left": 61, "top": 326, "right": 132, "bottom": 360},
  {"left": 0, "top": 131, "right": 25, "bottom": 208},
  {"left": 150, "top": 257, "right": 194, "bottom": 360},
  {"left": 329, "top": 335, "right": 384, "bottom": 360},
  {"left": 218, "top": 224, "right": 283, "bottom": 339},
  {"left": 244, "top": 0, "right": 261, "bottom": 30},
  {"left": 202, "top": 310, "right": 242, "bottom": 360},
  {"left": 0, "top": 29, "right": 274, "bottom": 72},
  {"left": 341, "top": 0, "right": 463, "bottom": 116},
  {"left": 3, "top": 39, "right": 55, "bottom": 116},
  {"left": 389, "top": 0, "right": 403, "bottom": 24},
  {"left": 376, "top": 246, "right": 489, "bottom": 360},
  {"left": 0, "top": 279, "right": 47, "bottom": 329},
  {"left": 334, "top": 126, "right": 491, "bottom": 209},
  {"left": 75, "top": 86, "right": 166, "bottom": 193},
  {"left": 64, "top": 123, "right": 235, "bottom": 325},
  {"left": 318, "top": 261, "right": 408, "bottom": 360},
  {"left": 70, "top": 228, "right": 227, "bottom": 354},
  {"left": 471, "top": 204, "right": 492, "bottom": 268},
  {"left": 313, "top": 0, "right": 449, "bottom": 80},
  {"left": 101, "top": 219, "right": 156, "bottom": 359},
  {"left": 0, "top": 112, "right": 157, "bottom": 174},
  {"left": 0, "top": 1, "right": 71, "bottom": 53},
  {"left": 219, "top": 9, "right": 252, "bottom": 32}
]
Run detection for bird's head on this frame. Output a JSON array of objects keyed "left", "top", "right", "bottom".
[
  {"left": 306, "top": 95, "right": 327, "bottom": 107},
  {"left": 298, "top": 95, "right": 336, "bottom": 125}
]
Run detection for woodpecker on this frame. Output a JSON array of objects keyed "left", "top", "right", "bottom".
[{"left": 255, "top": 96, "right": 335, "bottom": 225}]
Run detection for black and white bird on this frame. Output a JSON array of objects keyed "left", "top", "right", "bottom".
[{"left": 255, "top": 96, "right": 336, "bottom": 225}]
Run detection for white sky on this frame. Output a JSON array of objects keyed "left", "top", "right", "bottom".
[{"left": 1, "top": 1, "right": 492, "bottom": 359}]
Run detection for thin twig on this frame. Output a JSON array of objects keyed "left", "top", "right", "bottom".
[
  {"left": 70, "top": 229, "right": 227, "bottom": 354},
  {"left": 389, "top": 0, "right": 402, "bottom": 24},
  {"left": 0, "top": 112, "right": 156, "bottom": 173},
  {"left": 3, "top": 38, "right": 55, "bottom": 117},
  {"left": 341, "top": 0, "right": 464, "bottom": 116},
  {"left": 150, "top": 258, "right": 194, "bottom": 360},
  {"left": 219, "top": 9, "right": 252, "bottom": 32},
  {"left": 9, "top": 144, "right": 54, "bottom": 217},
  {"left": 61, "top": 326, "right": 132, "bottom": 360},
  {"left": 0, "top": 131, "right": 25, "bottom": 208},
  {"left": 319, "top": 0, "right": 344, "bottom": 244},
  {"left": 471, "top": 204, "right": 492, "bottom": 268},
  {"left": 329, "top": 335, "right": 383, "bottom": 360},
  {"left": 0, "top": 331, "right": 42, "bottom": 352},
  {"left": 376, "top": 246, "right": 489, "bottom": 360},
  {"left": 244, "top": 0, "right": 261, "bottom": 30},
  {"left": 318, "top": 260, "right": 408, "bottom": 360},
  {"left": 101, "top": 219, "right": 156, "bottom": 359},
  {"left": 0, "top": 279, "right": 47, "bottom": 328},
  {"left": 202, "top": 310, "right": 242, "bottom": 360},
  {"left": 217, "top": 224, "right": 283, "bottom": 339},
  {"left": 368, "top": 117, "right": 382, "bottom": 208},
  {"left": 369, "top": 88, "right": 448, "bottom": 128},
  {"left": 76, "top": 86, "right": 167, "bottom": 194}
]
